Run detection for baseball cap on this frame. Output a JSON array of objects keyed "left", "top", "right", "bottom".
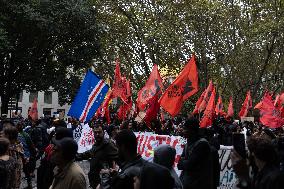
[{"left": 52, "top": 137, "right": 78, "bottom": 160}]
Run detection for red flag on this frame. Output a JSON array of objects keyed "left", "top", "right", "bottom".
[
  {"left": 215, "top": 96, "right": 224, "bottom": 115},
  {"left": 126, "top": 79, "right": 132, "bottom": 98},
  {"left": 137, "top": 64, "right": 164, "bottom": 110},
  {"left": 273, "top": 93, "right": 284, "bottom": 118},
  {"left": 280, "top": 93, "right": 284, "bottom": 105},
  {"left": 239, "top": 91, "right": 252, "bottom": 118},
  {"left": 105, "top": 106, "right": 111, "bottom": 124},
  {"left": 117, "top": 97, "right": 133, "bottom": 121},
  {"left": 227, "top": 97, "right": 234, "bottom": 118},
  {"left": 159, "top": 54, "right": 198, "bottom": 117},
  {"left": 198, "top": 80, "right": 213, "bottom": 112},
  {"left": 29, "top": 98, "right": 38, "bottom": 121},
  {"left": 200, "top": 87, "right": 216, "bottom": 128},
  {"left": 192, "top": 90, "right": 206, "bottom": 115},
  {"left": 259, "top": 94, "right": 284, "bottom": 128},
  {"left": 101, "top": 90, "right": 113, "bottom": 124},
  {"left": 144, "top": 94, "right": 160, "bottom": 127},
  {"left": 112, "top": 59, "right": 127, "bottom": 102},
  {"left": 254, "top": 102, "right": 263, "bottom": 109}
]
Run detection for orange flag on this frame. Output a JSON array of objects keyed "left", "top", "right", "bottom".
[
  {"left": 192, "top": 90, "right": 206, "bottom": 115},
  {"left": 198, "top": 80, "right": 213, "bottom": 112},
  {"left": 159, "top": 54, "right": 198, "bottom": 117},
  {"left": 29, "top": 98, "right": 38, "bottom": 121},
  {"left": 215, "top": 96, "right": 224, "bottom": 115},
  {"left": 227, "top": 97, "right": 234, "bottom": 118},
  {"left": 137, "top": 64, "right": 164, "bottom": 110},
  {"left": 260, "top": 93, "right": 284, "bottom": 128},
  {"left": 239, "top": 90, "right": 252, "bottom": 118},
  {"left": 200, "top": 87, "right": 216, "bottom": 128},
  {"left": 112, "top": 59, "right": 127, "bottom": 102}
]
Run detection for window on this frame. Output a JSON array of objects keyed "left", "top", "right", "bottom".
[
  {"left": 43, "top": 108, "right": 52, "bottom": 117},
  {"left": 44, "top": 91, "right": 52, "bottom": 104},
  {"left": 18, "top": 92, "right": 23, "bottom": 102},
  {"left": 29, "top": 92, "right": 38, "bottom": 103}
]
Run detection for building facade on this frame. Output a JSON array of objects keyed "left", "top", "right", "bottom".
[{"left": 17, "top": 90, "right": 70, "bottom": 118}]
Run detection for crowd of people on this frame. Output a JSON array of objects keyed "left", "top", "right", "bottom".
[{"left": 0, "top": 114, "right": 284, "bottom": 189}]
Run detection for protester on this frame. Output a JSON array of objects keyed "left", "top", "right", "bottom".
[
  {"left": 154, "top": 144, "right": 183, "bottom": 189},
  {"left": 49, "top": 137, "right": 86, "bottom": 189},
  {"left": 107, "top": 124, "right": 119, "bottom": 144},
  {"left": 0, "top": 137, "right": 17, "bottom": 189},
  {"left": 37, "top": 127, "right": 74, "bottom": 189},
  {"left": 99, "top": 129, "right": 174, "bottom": 189},
  {"left": 231, "top": 136, "right": 284, "bottom": 189},
  {"left": 177, "top": 117, "right": 214, "bottom": 189},
  {"left": 76, "top": 125, "right": 119, "bottom": 189},
  {"left": 3, "top": 126, "right": 24, "bottom": 189},
  {"left": 16, "top": 122, "right": 36, "bottom": 189}
]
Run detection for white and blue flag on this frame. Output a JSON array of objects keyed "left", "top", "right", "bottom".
[{"left": 68, "top": 70, "right": 109, "bottom": 123}]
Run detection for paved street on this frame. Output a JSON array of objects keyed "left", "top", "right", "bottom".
[{"left": 20, "top": 160, "right": 91, "bottom": 189}]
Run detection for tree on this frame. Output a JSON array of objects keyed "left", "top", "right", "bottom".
[
  {"left": 91, "top": 0, "right": 284, "bottom": 114},
  {"left": 0, "top": 0, "right": 101, "bottom": 114}
]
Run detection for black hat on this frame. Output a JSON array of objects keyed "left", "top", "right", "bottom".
[
  {"left": 183, "top": 117, "right": 200, "bottom": 131},
  {"left": 55, "top": 127, "right": 73, "bottom": 140},
  {"left": 52, "top": 138, "right": 78, "bottom": 160}
]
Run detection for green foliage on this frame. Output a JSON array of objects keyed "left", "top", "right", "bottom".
[
  {"left": 92, "top": 0, "right": 284, "bottom": 113},
  {"left": 0, "top": 0, "right": 101, "bottom": 113}
]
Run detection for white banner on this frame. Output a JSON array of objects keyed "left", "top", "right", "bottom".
[
  {"left": 76, "top": 124, "right": 95, "bottom": 153},
  {"left": 74, "top": 130, "right": 237, "bottom": 188},
  {"left": 218, "top": 146, "right": 237, "bottom": 189}
]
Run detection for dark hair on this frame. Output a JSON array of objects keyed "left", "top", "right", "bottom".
[
  {"left": 183, "top": 117, "right": 200, "bottom": 132},
  {"left": 0, "top": 137, "right": 10, "bottom": 155},
  {"left": 53, "top": 119, "right": 67, "bottom": 128},
  {"left": 4, "top": 126, "right": 18, "bottom": 141},
  {"left": 115, "top": 130, "right": 137, "bottom": 154},
  {"left": 251, "top": 137, "right": 278, "bottom": 163},
  {"left": 2, "top": 120, "right": 15, "bottom": 128}
]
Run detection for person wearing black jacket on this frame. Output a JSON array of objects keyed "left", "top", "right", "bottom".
[
  {"left": 178, "top": 117, "right": 214, "bottom": 189},
  {"left": 99, "top": 129, "right": 174, "bottom": 189},
  {"left": 76, "top": 125, "right": 118, "bottom": 189}
]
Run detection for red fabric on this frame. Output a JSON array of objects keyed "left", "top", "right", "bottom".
[
  {"left": 94, "top": 106, "right": 102, "bottom": 118},
  {"left": 226, "top": 97, "right": 234, "bottom": 118},
  {"left": 117, "top": 104, "right": 127, "bottom": 120},
  {"left": 254, "top": 101, "right": 263, "bottom": 109},
  {"left": 192, "top": 90, "right": 206, "bottom": 115},
  {"left": 112, "top": 59, "right": 127, "bottom": 102},
  {"left": 117, "top": 97, "right": 132, "bottom": 121},
  {"left": 238, "top": 90, "right": 252, "bottom": 118},
  {"left": 215, "top": 96, "right": 224, "bottom": 115},
  {"left": 137, "top": 64, "right": 164, "bottom": 110},
  {"left": 200, "top": 87, "right": 216, "bottom": 128},
  {"left": 29, "top": 98, "right": 38, "bottom": 121},
  {"left": 105, "top": 106, "right": 111, "bottom": 124},
  {"left": 198, "top": 80, "right": 213, "bottom": 112},
  {"left": 126, "top": 79, "right": 132, "bottom": 98},
  {"left": 259, "top": 94, "right": 284, "bottom": 128},
  {"left": 159, "top": 54, "right": 199, "bottom": 117},
  {"left": 144, "top": 94, "right": 160, "bottom": 127},
  {"left": 280, "top": 93, "right": 284, "bottom": 105}
]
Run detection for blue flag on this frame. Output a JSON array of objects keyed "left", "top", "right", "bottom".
[{"left": 68, "top": 70, "right": 109, "bottom": 123}]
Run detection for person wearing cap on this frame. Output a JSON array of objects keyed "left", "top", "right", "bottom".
[
  {"left": 177, "top": 117, "right": 213, "bottom": 189},
  {"left": 37, "top": 127, "right": 74, "bottom": 189},
  {"left": 49, "top": 137, "right": 86, "bottom": 189},
  {"left": 154, "top": 144, "right": 183, "bottom": 189}
]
